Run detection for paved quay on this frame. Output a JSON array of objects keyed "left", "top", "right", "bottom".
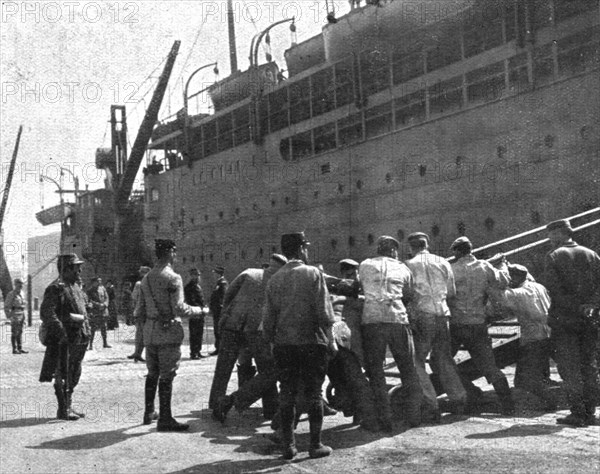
[{"left": 0, "top": 317, "right": 598, "bottom": 474}]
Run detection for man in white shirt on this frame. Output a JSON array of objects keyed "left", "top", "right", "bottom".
[
  {"left": 405, "top": 233, "right": 466, "bottom": 421},
  {"left": 359, "top": 235, "right": 422, "bottom": 431}
]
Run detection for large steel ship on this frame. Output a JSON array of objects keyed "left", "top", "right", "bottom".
[{"left": 142, "top": 0, "right": 599, "bottom": 280}]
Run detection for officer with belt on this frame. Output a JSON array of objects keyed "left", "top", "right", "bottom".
[
  {"left": 4, "top": 278, "right": 28, "bottom": 354},
  {"left": 135, "top": 239, "right": 203, "bottom": 432}
]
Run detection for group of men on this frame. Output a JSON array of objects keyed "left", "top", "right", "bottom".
[{"left": 35, "top": 217, "right": 600, "bottom": 458}]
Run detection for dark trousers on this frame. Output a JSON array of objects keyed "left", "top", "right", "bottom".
[
  {"left": 232, "top": 332, "right": 278, "bottom": 413},
  {"left": 189, "top": 317, "right": 205, "bottom": 356},
  {"left": 450, "top": 323, "right": 506, "bottom": 392},
  {"left": 208, "top": 329, "right": 244, "bottom": 409},
  {"left": 327, "top": 347, "right": 378, "bottom": 425},
  {"left": 211, "top": 308, "right": 222, "bottom": 351},
  {"left": 362, "top": 323, "right": 422, "bottom": 425},
  {"left": 10, "top": 318, "right": 24, "bottom": 350},
  {"left": 552, "top": 325, "right": 599, "bottom": 417},
  {"left": 54, "top": 343, "right": 87, "bottom": 392},
  {"left": 515, "top": 339, "right": 551, "bottom": 398}
]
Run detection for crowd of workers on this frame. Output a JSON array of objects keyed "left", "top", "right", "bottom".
[{"left": 26, "top": 217, "right": 600, "bottom": 460}]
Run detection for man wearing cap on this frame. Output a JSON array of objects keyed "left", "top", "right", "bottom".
[
  {"left": 543, "top": 219, "right": 600, "bottom": 427},
  {"left": 448, "top": 236, "right": 514, "bottom": 415},
  {"left": 359, "top": 235, "right": 422, "bottom": 431},
  {"left": 488, "top": 264, "right": 554, "bottom": 408},
  {"left": 39, "top": 254, "right": 91, "bottom": 420},
  {"left": 135, "top": 239, "right": 204, "bottom": 431},
  {"left": 209, "top": 266, "right": 228, "bottom": 355},
  {"left": 263, "top": 232, "right": 336, "bottom": 459},
  {"left": 405, "top": 232, "right": 466, "bottom": 421},
  {"left": 211, "top": 254, "right": 287, "bottom": 422},
  {"left": 4, "top": 278, "right": 28, "bottom": 354},
  {"left": 184, "top": 268, "right": 208, "bottom": 359},
  {"left": 86, "top": 277, "right": 111, "bottom": 350},
  {"left": 128, "top": 266, "right": 151, "bottom": 362}
]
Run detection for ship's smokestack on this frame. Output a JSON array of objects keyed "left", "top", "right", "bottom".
[{"left": 227, "top": 0, "right": 238, "bottom": 73}]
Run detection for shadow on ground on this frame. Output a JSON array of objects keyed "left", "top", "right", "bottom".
[
  {"left": 465, "top": 423, "right": 566, "bottom": 439},
  {"left": 26, "top": 426, "right": 150, "bottom": 450}
]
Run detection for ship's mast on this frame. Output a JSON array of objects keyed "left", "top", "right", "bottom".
[{"left": 227, "top": 0, "right": 238, "bottom": 73}]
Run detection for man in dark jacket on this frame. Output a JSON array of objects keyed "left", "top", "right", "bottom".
[
  {"left": 544, "top": 219, "right": 600, "bottom": 427},
  {"left": 263, "top": 232, "right": 336, "bottom": 460},
  {"left": 209, "top": 266, "right": 228, "bottom": 355},
  {"left": 39, "top": 254, "right": 91, "bottom": 420},
  {"left": 87, "top": 277, "right": 111, "bottom": 350},
  {"left": 184, "top": 268, "right": 208, "bottom": 359}
]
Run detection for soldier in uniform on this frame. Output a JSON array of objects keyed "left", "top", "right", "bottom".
[
  {"left": 184, "top": 267, "right": 208, "bottom": 359},
  {"left": 39, "top": 254, "right": 91, "bottom": 420},
  {"left": 543, "top": 219, "right": 600, "bottom": 427},
  {"left": 128, "top": 266, "right": 151, "bottom": 362},
  {"left": 87, "top": 277, "right": 112, "bottom": 350},
  {"left": 4, "top": 277, "right": 28, "bottom": 354},
  {"left": 209, "top": 266, "right": 228, "bottom": 355},
  {"left": 135, "top": 239, "right": 204, "bottom": 431}
]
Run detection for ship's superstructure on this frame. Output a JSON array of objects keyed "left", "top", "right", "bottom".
[{"left": 145, "top": 0, "right": 599, "bottom": 279}]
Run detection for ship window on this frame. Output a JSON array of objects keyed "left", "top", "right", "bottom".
[
  {"left": 291, "top": 131, "right": 313, "bottom": 161},
  {"left": 268, "top": 87, "right": 289, "bottom": 133},
  {"left": 203, "top": 121, "right": 217, "bottom": 157},
  {"left": 334, "top": 57, "right": 355, "bottom": 108},
  {"left": 311, "top": 67, "right": 335, "bottom": 116},
  {"left": 314, "top": 124, "right": 336, "bottom": 155},
  {"left": 533, "top": 43, "right": 555, "bottom": 86},
  {"left": 217, "top": 113, "right": 233, "bottom": 152},
  {"left": 508, "top": 52, "right": 530, "bottom": 93},
  {"left": 466, "top": 61, "right": 506, "bottom": 105},
  {"left": 431, "top": 224, "right": 440, "bottom": 237},
  {"left": 271, "top": 199, "right": 276, "bottom": 207},
  {"left": 484, "top": 217, "right": 495, "bottom": 231},
  {"left": 397, "top": 229, "right": 404, "bottom": 241},
  {"left": 235, "top": 207, "right": 240, "bottom": 216},
  {"left": 314, "top": 190, "right": 319, "bottom": 199},
  {"left": 428, "top": 76, "right": 463, "bottom": 116},
  {"left": 360, "top": 48, "right": 390, "bottom": 97},
  {"left": 204, "top": 214, "right": 208, "bottom": 221},
  {"left": 330, "top": 239, "right": 337, "bottom": 249},
  {"left": 463, "top": 8, "right": 504, "bottom": 58},
  {"left": 241, "top": 250, "right": 246, "bottom": 260},
  {"left": 365, "top": 102, "right": 392, "bottom": 138},
  {"left": 338, "top": 112, "right": 363, "bottom": 146},
  {"left": 394, "top": 90, "right": 426, "bottom": 127},
  {"left": 426, "top": 30, "right": 462, "bottom": 72},
  {"left": 531, "top": 210, "right": 541, "bottom": 225},
  {"left": 289, "top": 78, "right": 311, "bottom": 125},
  {"left": 284, "top": 197, "right": 290, "bottom": 205},
  {"left": 218, "top": 211, "right": 224, "bottom": 219},
  {"left": 385, "top": 172, "right": 392, "bottom": 183},
  {"left": 348, "top": 236, "right": 355, "bottom": 247},
  {"left": 151, "top": 189, "right": 159, "bottom": 202},
  {"left": 457, "top": 222, "right": 466, "bottom": 235},
  {"left": 392, "top": 50, "right": 424, "bottom": 85},
  {"left": 356, "top": 179, "right": 363, "bottom": 190},
  {"left": 200, "top": 254, "right": 205, "bottom": 262},
  {"left": 321, "top": 163, "right": 331, "bottom": 174},
  {"left": 557, "top": 27, "right": 600, "bottom": 77},
  {"left": 554, "top": 0, "right": 597, "bottom": 23},
  {"left": 367, "top": 234, "right": 374, "bottom": 245},
  {"left": 280, "top": 138, "right": 291, "bottom": 161},
  {"left": 191, "top": 255, "right": 196, "bottom": 262},
  {"left": 233, "top": 105, "right": 251, "bottom": 145},
  {"left": 338, "top": 184, "right": 345, "bottom": 194}
]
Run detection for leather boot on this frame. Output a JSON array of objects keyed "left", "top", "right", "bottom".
[
  {"left": 11, "top": 335, "right": 19, "bottom": 354},
  {"left": 307, "top": 399, "right": 332, "bottom": 459},
  {"left": 102, "top": 328, "right": 112, "bottom": 348},
  {"left": 157, "top": 379, "right": 189, "bottom": 432},
  {"left": 143, "top": 376, "right": 159, "bottom": 424},
  {"left": 17, "top": 335, "right": 28, "bottom": 353},
  {"left": 66, "top": 391, "right": 85, "bottom": 418},
  {"left": 55, "top": 385, "right": 78, "bottom": 420},
  {"left": 493, "top": 378, "right": 515, "bottom": 415},
  {"left": 280, "top": 403, "right": 297, "bottom": 460}
]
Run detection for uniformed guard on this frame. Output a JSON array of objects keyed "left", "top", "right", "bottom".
[
  {"left": 4, "top": 278, "right": 28, "bottom": 354},
  {"left": 135, "top": 239, "right": 204, "bottom": 431},
  {"left": 39, "top": 253, "right": 91, "bottom": 420},
  {"left": 86, "top": 277, "right": 112, "bottom": 350},
  {"left": 209, "top": 265, "right": 228, "bottom": 355}
]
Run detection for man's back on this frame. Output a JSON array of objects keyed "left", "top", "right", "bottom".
[
  {"left": 450, "top": 255, "right": 508, "bottom": 324},
  {"left": 263, "top": 261, "right": 334, "bottom": 346},
  {"left": 406, "top": 250, "right": 454, "bottom": 316},
  {"left": 545, "top": 242, "right": 600, "bottom": 316},
  {"left": 222, "top": 268, "right": 265, "bottom": 332},
  {"left": 359, "top": 256, "right": 413, "bottom": 324}
]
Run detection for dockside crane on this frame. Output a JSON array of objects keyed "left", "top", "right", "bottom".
[{"left": 0, "top": 125, "right": 23, "bottom": 298}]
